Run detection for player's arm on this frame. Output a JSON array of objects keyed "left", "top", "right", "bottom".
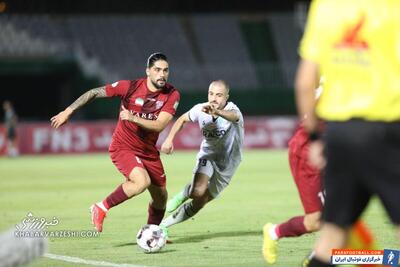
[
  {"left": 50, "top": 86, "right": 107, "bottom": 129},
  {"left": 295, "top": 59, "right": 319, "bottom": 134},
  {"left": 295, "top": 59, "right": 326, "bottom": 169},
  {"left": 202, "top": 104, "right": 240, "bottom": 122},
  {"left": 160, "top": 112, "right": 191, "bottom": 154},
  {"left": 119, "top": 105, "right": 173, "bottom": 133}
]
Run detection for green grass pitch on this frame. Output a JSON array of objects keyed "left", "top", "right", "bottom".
[{"left": 0, "top": 150, "right": 397, "bottom": 267}]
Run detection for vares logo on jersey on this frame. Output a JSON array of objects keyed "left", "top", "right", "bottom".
[
  {"left": 202, "top": 129, "right": 227, "bottom": 138},
  {"left": 128, "top": 110, "right": 158, "bottom": 120}
]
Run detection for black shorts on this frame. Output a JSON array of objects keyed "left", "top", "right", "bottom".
[{"left": 322, "top": 120, "right": 400, "bottom": 226}]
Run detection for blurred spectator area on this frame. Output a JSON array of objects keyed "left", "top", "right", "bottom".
[{"left": 0, "top": 13, "right": 303, "bottom": 119}]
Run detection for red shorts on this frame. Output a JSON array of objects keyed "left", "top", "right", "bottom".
[
  {"left": 288, "top": 147, "right": 323, "bottom": 214},
  {"left": 109, "top": 149, "right": 166, "bottom": 187}
]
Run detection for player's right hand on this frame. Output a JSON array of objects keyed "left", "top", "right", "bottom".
[
  {"left": 50, "top": 108, "right": 73, "bottom": 129},
  {"left": 161, "top": 140, "right": 174, "bottom": 154},
  {"left": 308, "top": 140, "right": 326, "bottom": 169}
]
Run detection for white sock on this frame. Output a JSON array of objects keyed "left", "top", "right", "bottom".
[
  {"left": 182, "top": 183, "right": 191, "bottom": 198},
  {"left": 96, "top": 201, "right": 108, "bottom": 212},
  {"left": 269, "top": 224, "right": 279, "bottom": 241},
  {"left": 161, "top": 202, "right": 197, "bottom": 228}
]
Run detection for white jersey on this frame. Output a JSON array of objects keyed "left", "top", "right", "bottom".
[{"left": 188, "top": 101, "right": 244, "bottom": 178}]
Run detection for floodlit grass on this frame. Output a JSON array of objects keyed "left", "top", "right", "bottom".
[{"left": 0, "top": 150, "right": 397, "bottom": 267}]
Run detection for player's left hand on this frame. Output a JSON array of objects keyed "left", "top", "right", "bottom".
[
  {"left": 202, "top": 103, "right": 219, "bottom": 116},
  {"left": 120, "top": 105, "right": 134, "bottom": 122}
]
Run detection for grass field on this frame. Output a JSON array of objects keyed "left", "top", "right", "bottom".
[{"left": 0, "top": 150, "right": 397, "bottom": 267}]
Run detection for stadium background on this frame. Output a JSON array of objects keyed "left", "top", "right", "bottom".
[{"left": 0, "top": 0, "right": 310, "bottom": 155}]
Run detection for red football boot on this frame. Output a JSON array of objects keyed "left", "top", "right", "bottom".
[{"left": 90, "top": 204, "right": 106, "bottom": 232}]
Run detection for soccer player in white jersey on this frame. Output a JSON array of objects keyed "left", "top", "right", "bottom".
[{"left": 159, "top": 80, "right": 244, "bottom": 236}]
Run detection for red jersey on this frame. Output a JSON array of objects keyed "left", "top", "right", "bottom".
[{"left": 106, "top": 78, "right": 180, "bottom": 159}]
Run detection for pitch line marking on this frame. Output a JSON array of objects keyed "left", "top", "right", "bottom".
[{"left": 44, "top": 253, "right": 148, "bottom": 267}]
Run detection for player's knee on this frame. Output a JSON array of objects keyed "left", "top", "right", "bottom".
[
  {"left": 141, "top": 178, "right": 151, "bottom": 191},
  {"left": 190, "top": 186, "right": 207, "bottom": 199},
  {"left": 127, "top": 176, "right": 151, "bottom": 194},
  {"left": 306, "top": 220, "right": 321, "bottom": 232},
  {"left": 304, "top": 212, "right": 322, "bottom": 232}
]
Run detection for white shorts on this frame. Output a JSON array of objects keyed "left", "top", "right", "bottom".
[{"left": 192, "top": 158, "right": 232, "bottom": 198}]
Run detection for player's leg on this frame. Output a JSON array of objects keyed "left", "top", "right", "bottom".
[
  {"left": 147, "top": 184, "right": 168, "bottom": 225},
  {"left": 304, "top": 212, "right": 322, "bottom": 232},
  {"left": 166, "top": 183, "right": 191, "bottom": 213},
  {"left": 264, "top": 214, "right": 321, "bottom": 265},
  {"left": 143, "top": 157, "right": 169, "bottom": 226},
  {"left": 90, "top": 150, "right": 151, "bottom": 232},
  {"left": 365, "top": 122, "right": 400, "bottom": 247},
  {"left": 166, "top": 158, "right": 212, "bottom": 213},
  {"left": 184, "top": 173, "right": 214, "bottom": 216},
  {"left": 162, "top": 162, "right": 232, "bottom": 229},
  {"left": 160, "top": 172, "right": 211, "bottom": 228},
  {"left": 263, "top": 150, "right": 323, "bottom": 264},
  {"left": 307, "top": 223, "right": 349, "bottom": 267},
  {"left": 160, "top": 158, "right": 234, "bottom": 233},
  {"left": 122, "top": 167, "right": 152, "bottom": 196}
]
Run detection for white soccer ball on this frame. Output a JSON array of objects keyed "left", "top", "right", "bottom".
[{"left": 136, "top": 224, "right": 166, "bottom": 253}]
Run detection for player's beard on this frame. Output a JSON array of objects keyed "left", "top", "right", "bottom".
[
  {"left": 210, "top": 101, "right": 222, "bottom": 110},
  {"left": 151, "top": 78, "right": 166, "bottom": 89}
]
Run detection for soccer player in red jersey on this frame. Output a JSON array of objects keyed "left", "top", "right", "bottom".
[
  {"left": 50, "top": 53, "right": 180, "bottom": 232},
  {"left": 263, "top": 123, "right": 324, "bottom": 264},
  {"left": 262, "top": 84, "right": 324, "bottom": 264}
]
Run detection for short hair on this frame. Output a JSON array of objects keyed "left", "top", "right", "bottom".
[
  {"left": 146, "top": 52, "right": 168, "bottom": 68},
  {"left": 211, "top": 80, "right": 230, "bottom": 94}
]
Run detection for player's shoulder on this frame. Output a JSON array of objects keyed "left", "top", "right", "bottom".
[
  {"left": 109, "top": 79, "right": 132, "bottom": 87},
  {"left": 188, "top": 102, "right": 207, "bottom": 120},
  {"left": 130, "top": 78, "right": 146, "bottom": 88},
  {"left": 192, "top": 102, "right": 207, "bottom": 111}
]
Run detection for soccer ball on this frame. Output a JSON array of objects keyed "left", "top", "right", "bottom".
[{"left": 136, "top": 224, "right": 166, "bottom": 253}]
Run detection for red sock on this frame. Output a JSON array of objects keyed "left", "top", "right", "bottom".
[
  {"left": 104, "top": 184, "right": 129, "bottom": 209},
  {"left": 276, "top": 216, "right": 307, "bottom": 238},
  {"left": 147, "top": 204, "right": 165, "bottom": 225}
]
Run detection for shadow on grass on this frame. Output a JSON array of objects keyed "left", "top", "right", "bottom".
[
  {"left": 115, "top": 242, "right": 136, "bottom": 247},
  {"left": 115, "top": 230, "right": 259, "bottom": 247},
  {"left": 171, "top": 230, "right": 260, "bottom": 244},
  {"left": 114, "top": 242, "right": 177, "bottom": 253}
]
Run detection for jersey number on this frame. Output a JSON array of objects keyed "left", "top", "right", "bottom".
[{"left": 199, "top": 159, "right": 207, "bottom": 167}]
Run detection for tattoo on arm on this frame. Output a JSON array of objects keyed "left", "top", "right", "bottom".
[{"left": 68, "top": 86, "right": 107, "bottom": 111}]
